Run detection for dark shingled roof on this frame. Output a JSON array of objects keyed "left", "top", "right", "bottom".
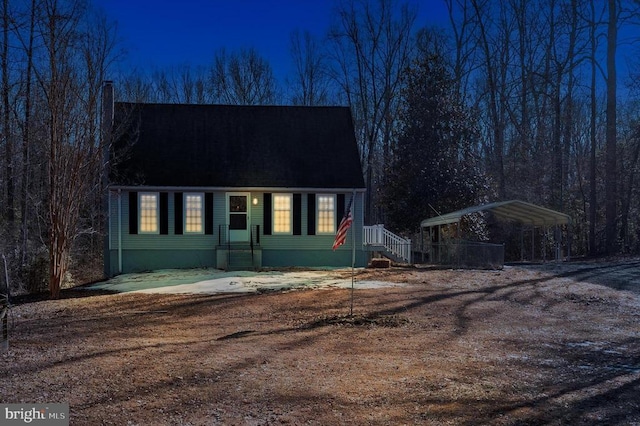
[{"left": 110, "top": 102, "right": 365, "bottom": 189}]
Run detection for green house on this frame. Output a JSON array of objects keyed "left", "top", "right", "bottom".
[{"left": 103, "top": 83, "right": 366, "bottom": 276}]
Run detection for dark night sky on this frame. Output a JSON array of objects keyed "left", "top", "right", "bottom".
[{"left": 93, "top": 0, "right": 447, "bottom": 81}]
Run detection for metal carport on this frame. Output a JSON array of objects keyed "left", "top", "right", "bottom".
[{"left": 420, "top": 200, "right": 572, "bottom": 264}]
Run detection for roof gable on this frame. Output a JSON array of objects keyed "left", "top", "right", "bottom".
[{"left": 110, "top": 103, "right": 365, "bottom": 189}]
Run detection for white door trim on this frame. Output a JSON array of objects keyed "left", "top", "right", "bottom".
[{"left": 226, "top": 192, "right": 251, "bottom": 242}]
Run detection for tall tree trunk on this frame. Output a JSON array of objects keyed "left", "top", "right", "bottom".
[
  {"left": 560, "top": 0, "right": 578, "bottom": 211},
  {"left": 516, "top": 0, "right": 530, "bottom": 172},
  {"left": 605, "top": 0, "right": 617, "bottom": 254},
  {"left": 619, "top": 136, "right": 640, "bottom": 251},
  {"left": 20, "top": 0, "right": 36, "bottom": 265},
  {"left": 46, "top": 4, "right": 67, "bottom": 300},
  {"left": 589, "top": 0, "right": 598, "bottom": 255},
  {"left": 471, "top": 0, "right": 505, "bottom": 199},
  {"left": 549, "top": 0, "right": 563, "bottom": 210},
  {"left": 2, "top": 0, "right": 13, "bottom": 230}
]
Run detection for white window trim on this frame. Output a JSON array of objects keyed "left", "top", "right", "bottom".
[
  {"left": 138, "top": 192, "right": 159, "bottom": 234},
  {"left": 184, "top": 192, "right": 205, "bottom": 234},
  {"left": 316, "top": 194, "right": 336, "bottom": 235},
  {"left": 273, "top": 193, "right": 293, "bottom": 235}
]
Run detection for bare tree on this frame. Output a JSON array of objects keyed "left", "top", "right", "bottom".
[
  {"left": 79, "top": 8, "right": 118, "bottom": 260},
  {"left": 149, "top": 65, "right": 210, "bottom": 104},
  {"left": 19, "top": 0, "right": 38, "bottom": 266},
  {"left": 210, "top": 47, "right": 278, "bottom": 105},
  {"left": 1, "top": 0, "right": 13, "bottom": 231},
  {"left": 605, "top": 0, "right": 618, "bottom": 254},
  {"left": 3, "top": 0, "right": 48, "bottom": 291},
  {"left": 31, "top": 0, "right": 116, "bottom": 298},
  {"left": 469, "top": 0, "right": 510, "bottom": 200},
  {"left": 287, "top": 30, "right": 332, "bottom": 106},
  {"left": 37, "top": 0, "right": 81, "bottom": 298},
  {"left": 587, "top": 0, "right": 605, "bottom": 255},
  {"left": 618, "top": 112, "right": 640, "bottom": 251},
  {"left": 445, "top": 0, "right": 480, "bottom": 98},
  {"left": 328, "top": 0, "right": 417, "bottom": 223},
  {"left": 117, "top": 71, "right": 154, "bottom": 103}
]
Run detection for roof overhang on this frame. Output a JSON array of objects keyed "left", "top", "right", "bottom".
[
  {"left": 108, "top": 185, "right": 367, "bottom": 194},
  {"left": 420, "top": 200, "right": 571, "bottom": 228},
  {"left": 108, "top": 185, "right": 367, "bottom": 193}
]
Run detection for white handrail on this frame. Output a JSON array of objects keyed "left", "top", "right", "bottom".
[{"left": 363, "top": 224, "right": 412, "bottom": 263}]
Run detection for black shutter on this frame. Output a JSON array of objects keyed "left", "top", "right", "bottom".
[
  {"left": 128, "top": 191, "right": 138, "bottom": 234},
  {"left": 159, "top": 192, "right": 168, "bottom": 235},
  {"left": 174, "top": 193, "right": 183, "bottom": 235},
  {"left": 307, "top": 194, "right": 316, "bottom": 235},
  {"left": 336, "top": 194, "right": 345, "bottom": 229},
  {"left": 205, "top": 193, "right": 214, "bottom": 235},
  {"left": 293, "top": 194, "right": 302, "bottom": 235},
  {"left": 263, "top": 193, "right": 272, "bottom": 235}
]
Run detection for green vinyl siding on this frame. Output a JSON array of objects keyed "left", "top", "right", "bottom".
[
  {"left": 213, "top": 192, "right": 226, "bottom": 242},
  {"left": 255, "top": 191, "right": 366, "bottom": 267},
  {"left": 262, "top": 249, "right": 367, "bottom": 268},
  {"left": 120, "top": 192, "right": 216, "bottom": 250},
  {"left": 258, "top": 191, "right": 363, "bottom": 251},
  {"left": 107, "top": 191, "right": 119, "bottom": 250},
  {"left": 109, "top": 189, "right": 366, "bottom": 275},
  {"left": 250, "top": 193, "right": 264, "bottom": 236},
  {"left": 121, "top": 249, "right": 216, "bottom": 272}
]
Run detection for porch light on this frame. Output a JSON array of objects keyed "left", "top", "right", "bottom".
[{"left": 252, "top": 197, "right": 259, "bottom": 206}]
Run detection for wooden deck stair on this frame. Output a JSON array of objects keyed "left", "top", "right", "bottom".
[{"left": 363, "top": 225, "right": 412, "bottom": 264}]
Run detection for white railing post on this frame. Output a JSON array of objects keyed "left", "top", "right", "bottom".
[{"left": 362, "top": 224, "right": 412, "bottom": 263}]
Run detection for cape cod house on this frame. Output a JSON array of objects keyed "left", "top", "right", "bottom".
[{"left": 102, "top": 82, "right": 367, "bottom": 276}]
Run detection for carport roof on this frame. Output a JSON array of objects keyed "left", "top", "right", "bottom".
[{"left": 420, "top": 200, "right": 571, "bottom": 228}]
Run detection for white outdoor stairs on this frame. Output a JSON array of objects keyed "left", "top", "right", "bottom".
[{"left": 363, "top": 224, "right": 412, "bottom": 264}]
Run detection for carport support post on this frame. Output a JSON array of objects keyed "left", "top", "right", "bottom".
[
  {"left": 531, "top": 226, "right": 535, "bottom": 262},
  {"left": 433, "top": 226, "right": 437, "bottom": 264},
  {"left": 420, "top": 227, "right": 425, "bottom": 263},
  {"left": 567, "top": 223, "right": 571, "bottom": 261},
  {"left": 456, "top": 221, "right": 461, "bottom": 268},
  {"left": 437, "top": 226, "right": 442, "bottom": 264},
  {"left": 555, "top": 224, "right": 560, "bottom": 261}
]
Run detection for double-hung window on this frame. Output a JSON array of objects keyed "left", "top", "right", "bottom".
[
  {"left": 184, "top": 193, "right": 204, "bottom": 234},
  {"left": 139, "top": 192, "right": 159, "bottom": 234},
  {"left": 273, "top": 193, "right": 292, "bottom": 234},
  {"left": 317, "top": 194, "right": 336, "bottom": 234}
]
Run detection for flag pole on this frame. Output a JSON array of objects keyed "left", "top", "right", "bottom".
[
  {"left": 332, "top": 192, "right": 356, "bottom": 317},
  {"left": 350, "top": 190, "right": 356, "bottom": 317}
]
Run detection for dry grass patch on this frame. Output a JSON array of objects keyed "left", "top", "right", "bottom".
[{"left": 1, "top": 260, "right": 639, "bottom": 425}]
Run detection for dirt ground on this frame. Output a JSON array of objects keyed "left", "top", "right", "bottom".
[{"left": 1, "top": 259, "right": 639, "bottom": 425}]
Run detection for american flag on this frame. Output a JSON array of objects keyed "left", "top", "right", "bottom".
[{"left": 332, "top": 195, "right": 353, "bottom": 250}]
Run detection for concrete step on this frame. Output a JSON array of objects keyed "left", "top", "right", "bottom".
[{"left": 227, "top": 250, "right": 254, "bottom": 271}]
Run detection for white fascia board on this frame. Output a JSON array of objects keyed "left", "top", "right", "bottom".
[{"left": 109, "top": 185, "right": 366, "bottom": 193}]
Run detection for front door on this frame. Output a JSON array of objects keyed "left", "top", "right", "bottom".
[{"left": 227, "top": 193, "right": 250, "bottom": 242}]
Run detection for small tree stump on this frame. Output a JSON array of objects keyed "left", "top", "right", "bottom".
[{"left": 370, "top": 258, "right": 391, "bottom": 268}]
